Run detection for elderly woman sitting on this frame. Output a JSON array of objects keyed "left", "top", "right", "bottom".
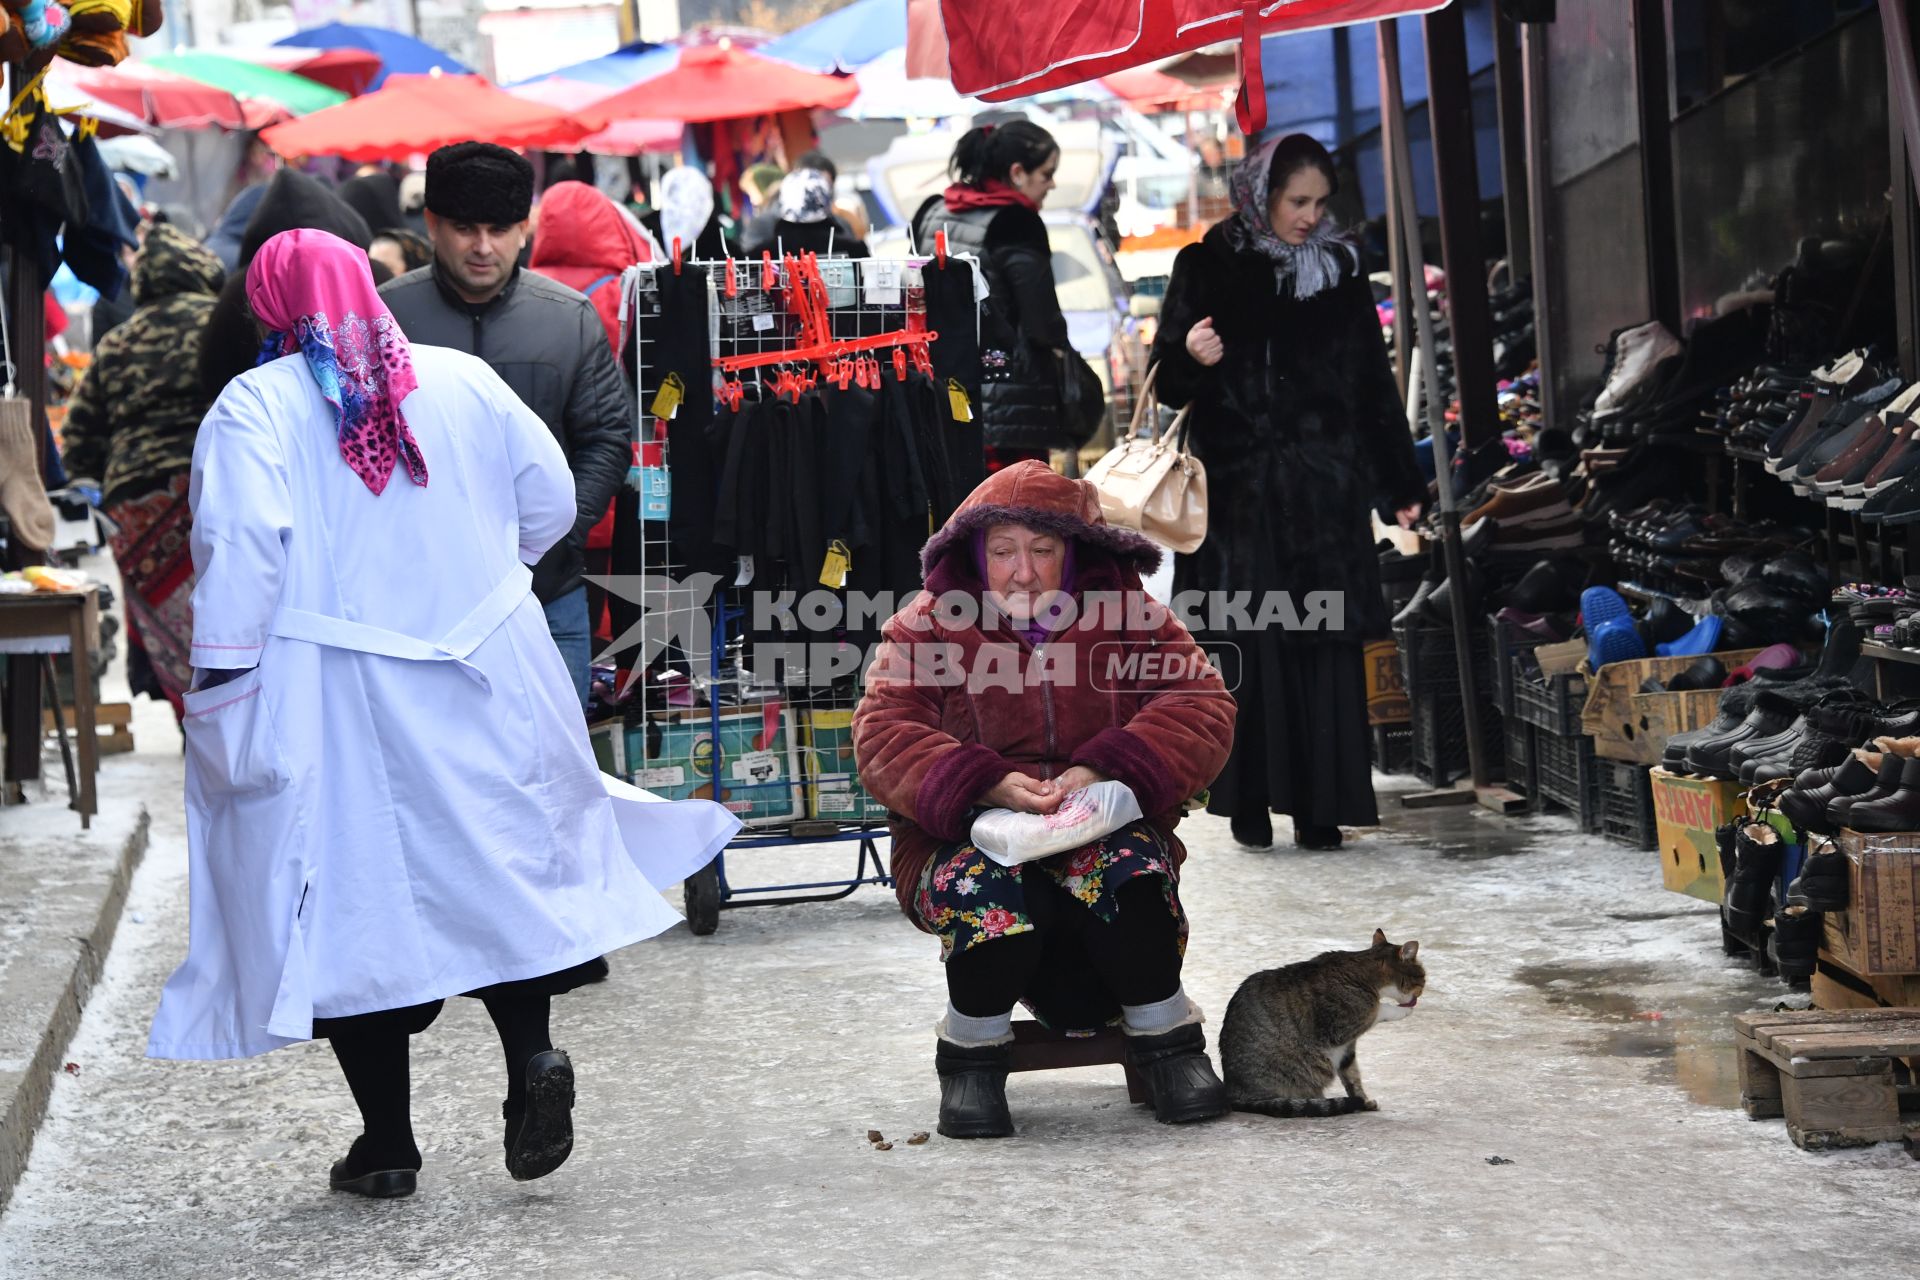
[{"left": 853, "top": 461, "right": 1236, "bottom": 1137}]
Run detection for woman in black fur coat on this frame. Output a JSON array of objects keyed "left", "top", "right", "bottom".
[{"left": 1151, "top": 134, "right": 1426, "bottom": 850}]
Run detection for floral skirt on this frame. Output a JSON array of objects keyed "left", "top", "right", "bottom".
[{"left": 914, "top": 822, "right": 1186, "bottom": 962}]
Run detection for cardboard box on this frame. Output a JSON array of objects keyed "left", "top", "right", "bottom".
[
  {"left": 1364, "top": 637, "right": 1409, "bottom": 726},
  {"left": 628, "top": 705, "right": 804, "bottom": 828},
  {"left": 799, "top": 708, "right": 887, "bottom": 822},
  {"left": 1823, "top": 830, "right": 1920, "bottom": 976},
  {"left": 1651, "top": 767, "right": 1745, "bottom": 903},
  {"left": 589, "top": 719, "right": 626, "bottom": 777},
  {"left": 1581, "top": 649, "right": 1761, "bottom": 766}
]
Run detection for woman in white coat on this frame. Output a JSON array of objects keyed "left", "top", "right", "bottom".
[{"left": 148, "top": 228, "right": 738, "bottom": 1199}]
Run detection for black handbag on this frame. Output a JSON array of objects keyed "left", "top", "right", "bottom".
[{"left": 1055, "top": 346, "right": 1106, "bottom": 447}]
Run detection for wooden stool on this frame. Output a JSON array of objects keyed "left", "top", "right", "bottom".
[
  {"left": 1007, "top": 1021, "right": 1149, "bottom": 1104},
  {"left": 1735, "top": 1008, "right": 1920, "bottom": 1150}
]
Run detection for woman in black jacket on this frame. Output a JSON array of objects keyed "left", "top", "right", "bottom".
[
  {"left": 914, "top": 121, "right": 1078, "bottom": 471},
  {"left": 1152, "top": 134, "right": 1427, "bottom": 851}
]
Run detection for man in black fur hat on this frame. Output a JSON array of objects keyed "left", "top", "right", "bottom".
[{"left": 381, "top": 142, "right": 631, "bottom": 710}]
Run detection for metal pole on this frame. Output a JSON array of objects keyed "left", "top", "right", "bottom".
[
  {"left": 1378, "top": 22, "right": 1415, "bottom": 397},
  {"left": 1630, "top": 0, "right": 1680, "bottom": 333},
  {"left": 1520, "top": 21, "right": 1558, "bottom": 433},
  {"left": 1384, "top": 18, "right": 1490, "bottom": 795},
  {"left": 1884, "top": 0, "right": 1920, "bottom": 382}
]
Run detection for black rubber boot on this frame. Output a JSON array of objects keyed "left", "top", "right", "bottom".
[
  {"left": 936, "top": 1038, "right": 1014, "bottom": 1139},
  {"left": 1231, "top": 810, "right": 1273, "bottom": 849},
  {"left": 503, "top": 1048, "right": 575, "bottom": 1181},
  {"left": 1722, "top": 820, "right": 1782, "bottom": 949},
  {"left": 1770, "top": 904, "right": 1823, "bottom": 982},
  {"left": 1125, "top": 1023, "right": 1229, "bottom": 1125}
]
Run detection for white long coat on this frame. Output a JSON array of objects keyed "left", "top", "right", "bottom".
[{"left": 148, "top": 345, "right": 737, "bottom": 1061}]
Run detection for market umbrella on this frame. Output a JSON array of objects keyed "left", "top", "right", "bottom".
[
  {"left": 225, "top": 46, "right": 386, "bottom": 98},
  {"left": 1101, "top": 64, "right": 1234, "bottom": 112},
  {"left": 44, "top": 59, "right": 261, "bottom": 130},
  {"left": 40, "top": 65, "right": 161, "bottom": 135},
  {"left": 259, "top": 73, "right": 587, "bottom": 162},
  {"left": 577, "top": 43, "right": 859, "bottom": 127},
  {"left": 275, "top": 21, "right": 475, "bottom": 90},
  {"left": 140, "top": 51, "right": 349, "bottom": 117},
  {"left": 506, "top": 42, "right": 677, "bottom": 99},
  {"left": 757, "top": 0, "right": 906, "bottom": 73},
  {"left": 927, "top": 0, "right": 1451, "bottom": 132}
]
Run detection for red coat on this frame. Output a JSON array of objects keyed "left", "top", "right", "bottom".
[{"left": 853, "top": 462, "right": 1236, "bottom": 922}]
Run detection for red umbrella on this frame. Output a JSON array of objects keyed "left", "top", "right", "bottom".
[
  {"left": 577, "top": 43, "right": 858, "bottom": 127},
  {"left": 1101, "top": 65, "right": 1232, "bottom": 112},
  {"left": 929, "top": 0, "right": 1451, "bottom": 132},
  {"left": 260, "top": 73, "right": 587, "bottom": 161},
  {"left": 229, "top": 47, "right": 386, "bottom": 98},
  {"left": 48, "top": 60, "right": 257, "bottom": 130}
]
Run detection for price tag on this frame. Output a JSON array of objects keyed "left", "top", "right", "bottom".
[
  {"left": 752, "top": 312, "right": 777, "bottom": 332},
  {"left": 649, "top": 372, "right": 685, "bottom": 420},
  {"left": 947, "top": 379, "right": 974, "bottom": 423},
  {"left": 864, "top": 262, "right": 902, "bottom": 305},
  {"left": 819, "top": 539, "right": 851, "bottom": 589}
]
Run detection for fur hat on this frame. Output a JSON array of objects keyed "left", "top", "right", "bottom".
[{"left": 425, "top": 142, "right": 533, "bottom": 225}]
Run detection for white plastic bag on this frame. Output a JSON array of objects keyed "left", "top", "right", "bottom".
[{"left": 970, "top": 780, "right": 1145, "bottom": 868}]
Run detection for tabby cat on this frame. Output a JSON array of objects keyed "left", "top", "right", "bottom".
[{"left": 1218, "top": 929, "right": 1425, "bottom": 1117}]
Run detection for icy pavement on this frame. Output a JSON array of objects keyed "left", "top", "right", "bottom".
[{"left": 4, "top": 756, "right": 1920, "bottom": 1278}]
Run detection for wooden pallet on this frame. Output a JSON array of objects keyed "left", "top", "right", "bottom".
[{"left": 1735, "top": 1008, "right": 1920, "bottom": 1150}]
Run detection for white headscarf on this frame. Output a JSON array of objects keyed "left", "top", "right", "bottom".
[
  {"left": 657, "top": 166, "right": 714, "bottom": 257},
  {"left": 777, "top": 169, "right": 834, "bottom": 225}
]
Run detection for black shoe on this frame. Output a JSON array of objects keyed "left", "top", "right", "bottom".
[
  {"left": 1665, "top": 657, "right": 1728, "bottom": 692},
  {"left": 1294, "top": 824, "right": 1343, "bottom": 850},
  {"left": 1787, "top": 836, "right": 1851, "bottom": 911},
  {"left": 1769, "top": 903, "right": 1823, "bottom": 981},
  {"left": 1640, "top": 596, "right": 1695, "bottom": 647},
  {"left": 1740, "top": 694, "right": 1877, "bottom": 784},
  {"left": 1722, "top": 819, "right": 1783, "bottom": 948},
  {"left": 936, "top": 1037, "right": 1015, "bottom": 1138},
  {"left": 1686, "top": 692, "right": 1802, "bottom": 778},
  {"left": 329, "top": 1135, "right": 420, "bottom": 1199},
  {"left": 1662, "top": 683, "right": 1766, "bottom": 771},
  {"left": 1392, "top": 576, "right": 1440, "bottom": 629},
  {"left": 1780, "top": 752, "right": 1881, "bottom": 835},
  {"left": 1124, "top": 1022, "right": 1229, "bottom": 1125},
  {"left": 504, "top": 1049, "right": 575, "bottom": 1181},
  {"left": 1840, "top": 755, "right": 1920, "bottom": 834},
  {"left": 1829, "top": 753, "right": 1912, "bottom": 829},
  {"left": 1232, "top": 810, "right": 1274, "bottom": 849}
]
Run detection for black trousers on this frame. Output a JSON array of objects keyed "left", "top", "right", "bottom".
[{"left": 944, "top": 876, "right": 1181, "bottom": 1031}]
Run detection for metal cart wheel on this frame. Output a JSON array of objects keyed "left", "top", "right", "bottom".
[{"left": 685, "top": 860, "right": 722, "bottom": 936}]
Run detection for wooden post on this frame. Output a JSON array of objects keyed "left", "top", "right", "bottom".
[
  {"left": 1492, "top": 5, "right": 1531, "bottom": 280},
  {"left": 1521, "top": 21, "right": 1558, "bottom": 434},
  {"left": 1630, "top": 0, "right": 1680, "bottom": 333}
]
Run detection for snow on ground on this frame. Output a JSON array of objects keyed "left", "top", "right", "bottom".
[{"left": 4, "top": 734, "right": 1920, "bottom": 1278}]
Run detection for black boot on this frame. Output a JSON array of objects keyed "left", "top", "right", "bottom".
[
  {"left": 503, "top": 1048, "right": 575, "bottom": 1181},
  {"left": 1231, "top": 810, "right": 1273, "bottom": 849},
  {"left": 1294, "top": 824, "right": 1344, "bottom": 850},
  {"left": 329, "top": 1135, "right": 420, "bottom": 1199},
  {"left": 936, "top": 1038, "right": 1014, "bottom": 1138},
  {"left": 1769, "top": 903, "right": 1823, "bottom": 982},
  {"left": 1124, "top": 1022, "right": 1229, "bottom": 1124},
  {"left": 1722, "top": 819, "right": 1782, "bottom": 949}
]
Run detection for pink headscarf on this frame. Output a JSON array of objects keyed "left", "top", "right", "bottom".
[{"left": 247, "top": 227, "right": 427, "bottom": 496}]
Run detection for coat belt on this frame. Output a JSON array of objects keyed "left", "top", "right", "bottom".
[{"left": 266, "top": 564, "right": 533, "bottom": 692}]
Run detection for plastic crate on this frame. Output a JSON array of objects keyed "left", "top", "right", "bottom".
[
  {"left": 1512, "top": 655, "right": 1589, "bottom": 737},
  {"left": 1535, "top": 728, "right": 1599, "bottom": 826},
  {"left": 1394, "top": 618, "right": 1497, "bottom": 704},
  {"left": 1503, "top": 718, "right": 1539, "bottom": 804},
  {"left": 1371, "top": 723, "right": 1414, "bottom": 775},
  {"left": 1409, "top": 688, "right": 1505, "bottom": 789},
  {"left": 1595, "top": 757, "right": 1657, "bottom": 849},
  {"left": 1490, "top": 615, "right": 1554, "bottom": 719}
]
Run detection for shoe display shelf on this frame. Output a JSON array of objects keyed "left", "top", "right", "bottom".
[
  {"left": 1408, "top": 686, "right": 1506, "bottom": 790},
  {"left": 1370, "top": 723, "right": 1414, "bottom": 775},
  {"left": 1503, "top": 719, "right": 1539, "bottom": 807},
  {"left": 1534, "top": 726, "right": 1600, "bottom": 829},
  {"left": 1510, "top": 657, "right": 1589, "bottom": 738},
  {"left": 1594, "top": 758, "right": 1657, "bottom": 849}
]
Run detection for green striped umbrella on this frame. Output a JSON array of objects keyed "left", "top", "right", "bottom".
[{"left": 140, "top": 51, "right": 348, "bottom": 117}]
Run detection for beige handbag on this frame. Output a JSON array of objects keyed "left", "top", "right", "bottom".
[{"left": 1085, "top": 365, "right": 1209, "bottom": 554}]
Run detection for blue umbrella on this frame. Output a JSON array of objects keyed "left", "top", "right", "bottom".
[
  {"left": 757, "top": 0, "right": 904, "bottom": 74},
  {"left": 506, "top": 42, "right": 677, "bottom": 93},
  {"left": 276, "top": 22, "right": 474, "bottom": 90}
]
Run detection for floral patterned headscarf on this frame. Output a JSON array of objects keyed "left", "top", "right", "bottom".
[
  {"left": 247, "top": 227, "right": 427, "bottom": 496},
  {"left": 777, "top": 169, "right": 834, "bottom": 225},
  {"left": 1223, "top": 134, "right": 1359, "bottom": 300}
]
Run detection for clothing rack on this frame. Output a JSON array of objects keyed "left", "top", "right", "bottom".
[{"left": 619, "top": 252, "right": 982, "bottom": 934}]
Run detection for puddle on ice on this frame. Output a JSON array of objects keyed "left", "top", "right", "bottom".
[{"left": 1513, "top": 962, "right": 1775, "bottom": 1109}]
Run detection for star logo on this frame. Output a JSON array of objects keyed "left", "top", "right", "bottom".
[{"left": 585, "top": 572, "right": 724, "bottom": 695}]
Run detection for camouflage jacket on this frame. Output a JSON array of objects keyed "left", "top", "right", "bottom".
[{"left": 62, "top": 224, "right": 225, "bottom": 508}]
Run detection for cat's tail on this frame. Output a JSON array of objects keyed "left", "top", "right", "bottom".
[{"left": 1232, "top": 1096, "right": 1374, "bottom": 1118}]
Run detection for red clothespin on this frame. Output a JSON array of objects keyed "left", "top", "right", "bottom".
[
  {"left": 893, "top": 348, "right": 908, "bottom": 382},
  {"left": 671, "top": 237, "right": 683, "bottom": 275},
  {"left": 911, "top": 342, "right": 934, "bottom": 377},
  {"left": 935, "top": 229, "right": 948, "bottom": 269},
  {"left": 761, "top": 251, "right": 776, "bottom": 292},
  {"left": 724, "top": 257, "right": 738, "bottom": 299}
]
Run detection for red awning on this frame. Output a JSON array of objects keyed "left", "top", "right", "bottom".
[
  {"left": 578, "top": 43, "right": 858, "bottom": 127},
  {"left": 933, "top": 0, "right": 1451, "bottom": 132},
  {"left": 259, "top": 73, "right": 587, "bottom": 162},
  {"left": 1100, "top": 65, "right": 1232, "bottom": 112}
]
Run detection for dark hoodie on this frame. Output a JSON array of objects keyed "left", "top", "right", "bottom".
[
  {"left": 198, "top": 170, "right": 374, "bottom": 402},
  {"left": 339, "top": 172, "right": 406, "bottom": 237},
  {"left": 62, "top": 224, "right": 227, "bottom": 506}
]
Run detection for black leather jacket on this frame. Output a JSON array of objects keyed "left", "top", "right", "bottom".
[
  {"left": 381, "top": 264, "right": 632, "bottom": 603},
  {"left": 913, "top": 198, "right": 1073, "bottom": 452}
]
